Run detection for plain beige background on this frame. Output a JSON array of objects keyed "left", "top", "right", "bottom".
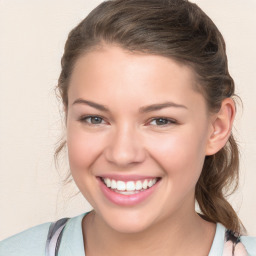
[{"left": 0, "top": 0, "right": 255, "bottom": 240}]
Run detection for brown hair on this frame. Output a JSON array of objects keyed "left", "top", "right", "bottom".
[{"left": 56, "top": 0, "right": 243, "bottom": 233}]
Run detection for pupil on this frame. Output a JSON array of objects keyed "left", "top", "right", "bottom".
[
  {"left": 156, "top": 118, "right": 167, "bottom": 125},
  {"left": 92, "top": 117, "right": 102, "bottom": 124}
]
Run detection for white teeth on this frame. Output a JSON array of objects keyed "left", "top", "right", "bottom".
[
  {"left": 111, "top": 180, "right": 117, "bottom": 189},
  {"left": 116, "top": 181, "right": 126, "bottom": 191},
  {"left": 126, "top": 181, "right": 135, "bottom": 191},
  {"left": 142, "top": 180, "right": 148, "bottom": 189},
  {"left": 135, "top": 180, "right": 143, "bottom": 190},
  {"left": 106, "top": 178, "right": 111, "bottom": 187},
  {"left": 116, "top": 190, "right": 140, "bottom": 195},
  {"left": 103, "top": 177, "right": 158, "bottom": 193}
]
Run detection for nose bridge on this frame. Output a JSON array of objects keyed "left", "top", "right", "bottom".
[{"left": 104, "top": 122, "right": 145, "bottom": 166}]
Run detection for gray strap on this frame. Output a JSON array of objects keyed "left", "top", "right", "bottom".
[{"left": 45, "top": 218, "right": 70, "bottom": 256}]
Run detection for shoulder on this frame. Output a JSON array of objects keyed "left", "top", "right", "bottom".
[
  {"left": 240, "top": 235, "right": 256, "bottom": 256},
  {"left": 0, "top": 222, "right": 51, "bottom": 256},
  {"left": 0, "top": 212, "right": 88, "bottom": 256}
]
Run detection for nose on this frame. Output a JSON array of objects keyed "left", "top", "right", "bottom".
[{"left": 104, "top": 124, "right": 146, "bottom": 167}]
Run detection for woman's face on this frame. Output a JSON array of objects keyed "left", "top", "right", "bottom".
[{"left": 66, "top": 45, "right": 213, "bottom": 233}]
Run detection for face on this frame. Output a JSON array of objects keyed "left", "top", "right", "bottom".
[{"left": 66, "top": 45, "right": 213, "bottom": 233}]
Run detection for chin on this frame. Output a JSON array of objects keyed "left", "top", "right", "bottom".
[
  {"left": 98, "top": 207, "right": 159, "bottom": 234},
  {"left": 109, "top": 220, "right": 153, "bottom": 234}
]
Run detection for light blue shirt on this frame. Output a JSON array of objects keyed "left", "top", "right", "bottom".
[{"left": 1, "top": 212, "right": 255, "bottom": 255}]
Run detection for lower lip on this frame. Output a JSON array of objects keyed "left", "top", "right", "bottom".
[{"left": 98, "top": 178, "right": 161, "bottom": 206}]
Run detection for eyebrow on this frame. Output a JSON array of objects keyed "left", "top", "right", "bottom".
[
  {"left": 139, "top": 102, "right": 187, "bottom": 113},
  {"left": 72, "top": 98, "right": 109, "bottom": 112},
  {"left": 72, "top": 98, "right": 187, "bottom": 113}
]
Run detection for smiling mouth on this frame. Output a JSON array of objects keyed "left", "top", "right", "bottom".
[{"left": 99, "top": 177, "right": 161, "bottom": 195}]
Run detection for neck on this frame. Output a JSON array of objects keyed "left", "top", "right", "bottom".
[{"left": 82, "top": 208, "right": 216, "bottom": 256}]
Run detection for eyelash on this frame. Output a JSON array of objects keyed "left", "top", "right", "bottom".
[
  {"left": 147, "top": 117, "right": 177, "bottom": 126},
  {"left": 79, "top": 115, "right": 106, "bottom": 125},
  {"left": 78, "top": 115, "right": 177, "bottom": 127}
]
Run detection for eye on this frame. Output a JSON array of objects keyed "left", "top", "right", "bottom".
[
  {"left": 148, "top": 117, "right": 176, "bottom": 126},
  {"left": 79, "top": 115, "right": 106, "bottom": 125}
]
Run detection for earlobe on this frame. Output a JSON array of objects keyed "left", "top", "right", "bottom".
[{"left": 206, "top": 98, "right": 236, "bottom": 156}]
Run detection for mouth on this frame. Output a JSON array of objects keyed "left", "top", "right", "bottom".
[{"left": 99, "top": 176, "right": 161, "bottom": 195}]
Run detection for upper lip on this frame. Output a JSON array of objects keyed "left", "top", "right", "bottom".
[{"left": 98, "top": 174, "right": 161, "bottom": 181}]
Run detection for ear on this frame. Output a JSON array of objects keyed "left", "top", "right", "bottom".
[{"left": 206, "top": 98, "right": 236, "bottom": 156}]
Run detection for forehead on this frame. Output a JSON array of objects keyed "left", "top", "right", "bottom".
[{"left": 68, "top": 45, "right": 206, "bottom": 112}]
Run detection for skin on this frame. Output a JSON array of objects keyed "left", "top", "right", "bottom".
[
  {"left": 223, "top": 241, "right": 248, "bottom": 256},
  {"left": 66, "top": 45, "right": 235, "bottom": 256}
]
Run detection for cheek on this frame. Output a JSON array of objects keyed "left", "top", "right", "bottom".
[
  {"left": 66, "top": 125, "right": 102, "bottom": 172},
  {"left": 66, "top": 125, "right": 104, "bottom": 203},
  {"left": 147, "top": 128, "right": 207, "bottom": 187}
]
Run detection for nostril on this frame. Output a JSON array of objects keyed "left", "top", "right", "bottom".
[{"left": 104, "top": 146, "right": 147, "bottom": 167}]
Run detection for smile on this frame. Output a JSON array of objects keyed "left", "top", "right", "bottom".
[
  {"left": 100, "top": 177, "right": 159, "bottom": 195},
  {"left": 98, "top": 176, "right": 161, "bottom": 206}
]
